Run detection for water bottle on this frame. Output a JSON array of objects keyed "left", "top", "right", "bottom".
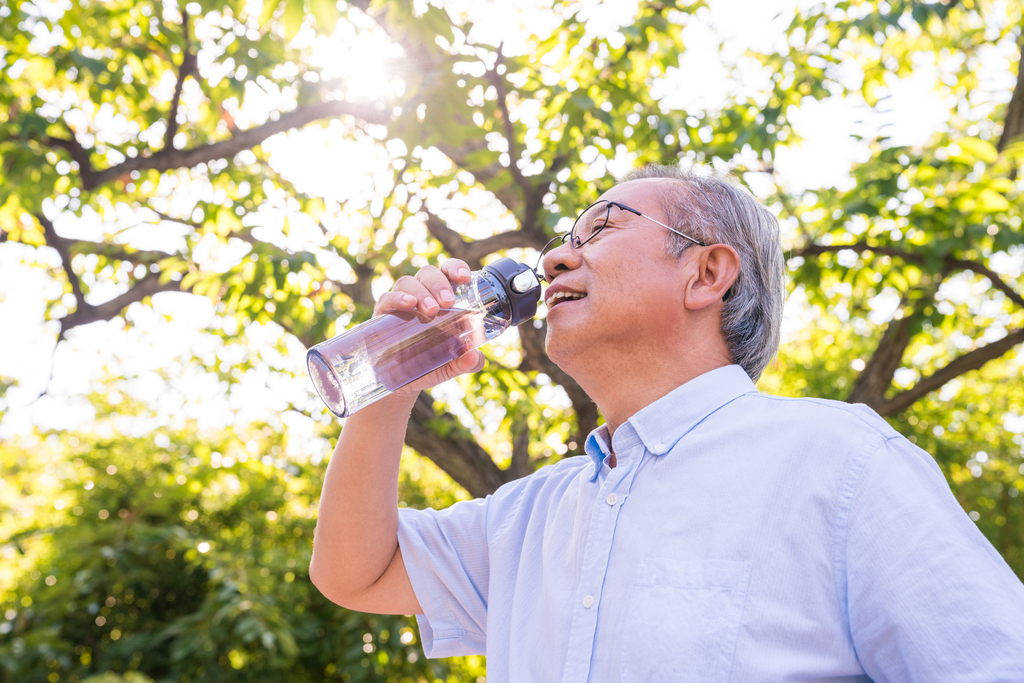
[{"left": 307, "top": 258, "right": 542, "bottom": 417}]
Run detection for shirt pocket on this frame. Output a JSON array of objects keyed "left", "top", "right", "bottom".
[{"left": 620, "top": 559, "right": 751, "bottom": 683}]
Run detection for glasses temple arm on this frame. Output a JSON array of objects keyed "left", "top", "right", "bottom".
[
  {"left": 534, "top": 234, "right": 564, "bottom": 282},
  {"left": 641, "top": 215, "right": 705, "bottom": 247}
]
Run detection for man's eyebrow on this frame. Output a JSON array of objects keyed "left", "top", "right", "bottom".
[{"left": 598, "top": 205, "right": 629, "bottom": 224}]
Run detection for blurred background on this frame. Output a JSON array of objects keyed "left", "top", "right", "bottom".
[{"left": 2, "top": 0, "right": 1023, "bottom": 680}]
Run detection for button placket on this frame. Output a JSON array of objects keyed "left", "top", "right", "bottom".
[{"left": 560, "top": 443, "right": 645, "bottom": 683}]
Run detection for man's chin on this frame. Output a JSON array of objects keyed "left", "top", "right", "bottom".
[{"left": 543, "top": 326, "right": 577, "bottom": 370}]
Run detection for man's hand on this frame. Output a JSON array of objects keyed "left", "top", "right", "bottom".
[
  {"left": 310, "top": 257, "right": 484, "bottom": 617},
  {"left": 373, "top": 258, "right": 486, "bottom": 395}
]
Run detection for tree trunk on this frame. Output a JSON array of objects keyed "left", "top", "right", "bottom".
[
  {"left": 518, "top": 320, "right": 599, "bottom": 454},
  {"left": 998, "top": 38, "right": 1024, "bottom": 153},
  {"left": 847, "top": 311, "right": 916, "bottom": 410},
  {"left": 405, "top": 391, "right": 512, "bottom": 498}
]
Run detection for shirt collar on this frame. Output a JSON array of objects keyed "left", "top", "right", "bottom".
[{"left": 584, "top": 365, "right": 757, "bottom": 470}]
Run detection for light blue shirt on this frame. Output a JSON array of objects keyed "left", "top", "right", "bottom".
[{"left": 397, "top": 365, "right": 1024, "bottom": 682}]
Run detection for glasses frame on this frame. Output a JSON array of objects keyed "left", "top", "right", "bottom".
[
  {"left": 563, "top": 200, "right": 707, "bottom": 249},
  {"left": 560, "top": 200, "right": 734, "bottom": 301}
]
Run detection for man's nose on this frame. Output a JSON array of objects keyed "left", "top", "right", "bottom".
[{"left": 541, "top": 240, "right": 580, "bottom": 283}]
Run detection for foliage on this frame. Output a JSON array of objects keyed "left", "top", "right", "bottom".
[
  {"left": 2, "top": 0, "right": 1024, "bottom": 677},
  {"left": 2, "top": 0, "right": 1020, "bottom": 486},
  {"left": 0, "top": 390, "right": 483, "bottom": 683}
]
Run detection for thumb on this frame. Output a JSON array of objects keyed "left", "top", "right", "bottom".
[
  {"left": 399, "top": 350, "right": 486, "bottom": 395},
  {"left": 454, "top": 350, "right": 485, "bottom": 374}
]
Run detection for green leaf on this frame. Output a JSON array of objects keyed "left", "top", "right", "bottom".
[
  {"left": 976, "top": 188, "right": 1010, "bottom": 213},
  {"left": 309, "top": 0, "right": 338, "bottom": 31},
  {"left": 957, "top": 138, "right": 998, "bottom": 165},
  {"left": 420, "top": 5, "right": 455, "bottom": 45},
  {"left": 282, "top": 0, "right": 305, "bottom": 40},
  {"left": 259, "top": 0, "right": 282, "bottom": 26}
]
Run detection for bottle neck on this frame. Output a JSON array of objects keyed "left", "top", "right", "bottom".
[{"left": 455, "top": 270, "right": 512, "bottom": 320}]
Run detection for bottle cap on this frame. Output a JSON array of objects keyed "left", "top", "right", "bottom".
[{"left": 483, "top": 257, "right": 541, "bottom": 324}]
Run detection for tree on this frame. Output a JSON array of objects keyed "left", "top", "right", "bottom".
[
  {"left": 0, "top": 385, "right": 486, "bottom": 682},
  {"left": 751, "top": 0, "right": 1024, "bottom": 570},
  {"left": 762, "top": 0, "right": 1024, "bottom": 416},
  {"left": 2, "top": 0, "right": 1022, "bottom": 570}
]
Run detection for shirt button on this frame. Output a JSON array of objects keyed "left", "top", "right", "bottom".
[
  {"left": 583, "top": 595, "right": 594, "bottom": 609},
  {"left": 606, "top": 493, "right": 618, "bottom": 506},
  {"left": 654, "top": 443, "right": 665, "bottom": 452}
]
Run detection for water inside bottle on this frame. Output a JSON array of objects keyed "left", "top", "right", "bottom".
[{"left": 308, "top": 307, "right": 505, "bottom": 417}]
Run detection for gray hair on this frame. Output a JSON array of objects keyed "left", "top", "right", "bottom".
[{"left": 622, "top": 163, "right": 786, "bottom": 381}]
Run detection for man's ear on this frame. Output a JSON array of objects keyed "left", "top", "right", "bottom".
[{"left": 683, "top": 243, "right": 740, "bottom": 311}]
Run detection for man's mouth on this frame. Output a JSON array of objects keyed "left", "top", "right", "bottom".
[{"left": 545, "top": 291, "right": 587, "bottom": 308}]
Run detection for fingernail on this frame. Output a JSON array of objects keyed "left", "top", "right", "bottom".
[
  {"left": 425, "top": 296, "right": 438, "bottom": 309},
  {"left": 458, "top": 267, "right": 471, "bottom": 278},
  {"left": 439, "top": 290, "right": 455, "bottom": 304},
  {"left": 402, "top": 294, "right": 416, "bottom": 304}
]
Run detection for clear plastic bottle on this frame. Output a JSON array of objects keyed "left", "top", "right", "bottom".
[{"left": 307, "top": 258, "right": 541, "bottom": 417}]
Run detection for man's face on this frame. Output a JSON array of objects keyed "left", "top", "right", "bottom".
[{"left": 541, "top": 178, "right": 693, "bottom": 368}]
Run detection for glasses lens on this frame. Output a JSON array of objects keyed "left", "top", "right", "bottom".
[{"left": 571, "top": 201, "right": 613, "bottom": 247}]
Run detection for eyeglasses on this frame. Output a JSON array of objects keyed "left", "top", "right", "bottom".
[
  {"left": 557, "top": 200, "right": 732, "bottom": 301},
  {"left": 563, "top": 200, "right": 706, "bottom": 249}
]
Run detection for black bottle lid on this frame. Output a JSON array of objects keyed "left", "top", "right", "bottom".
[{"left": 483, "top": 257, "right": 541, "bottom": 325}]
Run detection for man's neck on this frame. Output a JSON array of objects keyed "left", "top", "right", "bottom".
[{"left": 580, "top": 344, "right": 732, "bottom": 442}]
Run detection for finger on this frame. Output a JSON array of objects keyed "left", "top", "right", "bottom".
[
  {"left": 414, "top": 265, "right": 457, "bottom": 310},
  {"left": 454, "top": 349, "right": 485, "bottom": 374},
  {"left": 440, "top": 258, "right": 473, "bottom": 284},
  {"left": 376, "top": 275, "right": 430, "bottom": 315},
  {"left": 402, "top": 350, "right": 485, "bottom": 394},
  {"left": 373, "top": 290, "right": 419, "bottom": 316},
  {"left": 442, "top": 350, "right": 485, "bottom": 379},
  {"left": 386, "top": 274, "right": 442, "bottom": 316}
]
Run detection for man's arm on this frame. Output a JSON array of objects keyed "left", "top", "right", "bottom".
[
  {"left": 308, "top": 259, "right": 484, "bottom": 615},
  {"left": 845, "top": 436, "right": 1024, "bottom": 681}
]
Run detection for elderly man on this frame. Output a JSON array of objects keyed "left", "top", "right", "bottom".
[{"left": 309, "top": 164, "right": 1024, "bottom": 682}]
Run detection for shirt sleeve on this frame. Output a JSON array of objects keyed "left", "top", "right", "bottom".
[
  {"left": 397, "top": 476, "right": 528, "bottom": 659},
  {"left": 843, "top": 435, "right": 1024, "bottom": 682}
]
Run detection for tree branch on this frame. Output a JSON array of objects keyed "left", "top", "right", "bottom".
[
  {"left": 165, "top": 7, "right": 198, "bottom": 150},
  {"left": 434, "top": 140, "right": 525, "bottom": 217},
  {"left": 948, "top": 255, "right": 1024, "bottom": 310},
  {"left": 153, "top": 210, "right": 374, "bottom": 310},
  {"left": 796, "top": 241, "right": 1024, "bottom": 309},
  {"left": 423, "top": 210, "right": 545, "bottom": 270},
  {"left": 508, "top": 412, "right": 532, "bottom": 480},
  {"left": 773, "top": 180, "right": 815, "bottom": 243},
  {"left": 150, "top": 209, "right": 203, "bottom": 231},
  {"left": 165, "top": 8, "right": 197, "bottom": 149},
  {"left": 50, "top": 100, "right": 390, "bottom": 192},
  {"left": 998, "top": 36, "right": 1024, "bottom": 153},
  {"left": 46, "top": 128, "right": 98, "bottom": 189},
  {"left": 517, "top": 320, "right": 598, "bottom": 454},
  {"left": 486, "top": 45, "right": 528, "bottom": 195},
  {"left": 275, "top": 317, "right": 316, "bottom": 350},
  {"left": 876, "top": 326, "right": 1024, "bottom": 416},
  {"left": 846, "top": 296, "right": 924, "bottom": 407},
  {"left": 405, "top": 391, "right": 510, "bottom": 497},
  {"left": 37, "top": 213, "right": 86, "bottom": 307},
  {"left": 59, "top": 273, "right": 187, "bottom": 334},
  {"left": 331, "top": 265, "right": 374, "bottom": 308},
  {"left": 308, "top": 234, "right": 374, "bottom": 306},
  {"left": 801, "top": 240, "right": 1024, "bottom": 414},
  {"left": 795, "top": 241, "right": 918, "bottom": 264},
  {"left": 36, "top": 213, "right": 190, "bottom": 336}
]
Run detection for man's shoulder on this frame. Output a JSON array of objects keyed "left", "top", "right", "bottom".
[
  {"left": 734, "top": 391, "right": 903, "bottom": 442},
  {"left": 500, "top": 454, "right": 594, "bottom": 491}
]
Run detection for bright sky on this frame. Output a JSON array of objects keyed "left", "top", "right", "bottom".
[{"left": 0, "top": 0, "right": 1018, "bottom": 443}]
